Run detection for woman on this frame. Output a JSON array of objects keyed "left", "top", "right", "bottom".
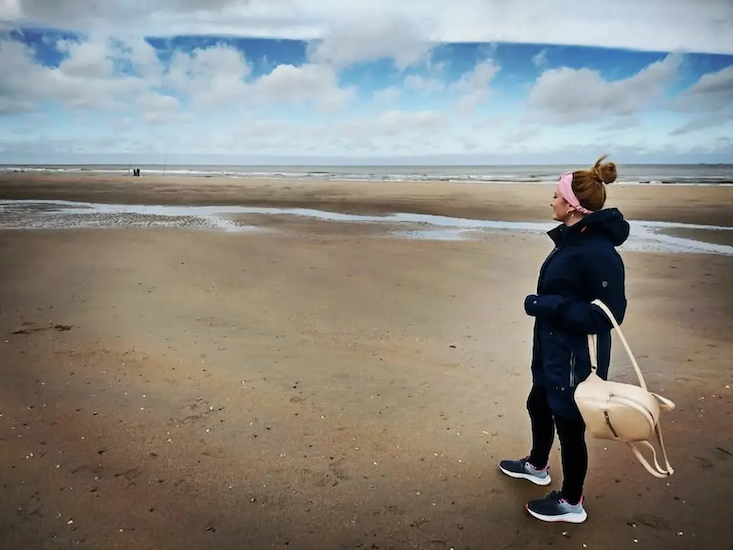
[{"left": 499, "top": 156, "right": 630, "bottom": 524}]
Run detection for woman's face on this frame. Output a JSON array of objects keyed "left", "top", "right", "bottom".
[{"left": 551, "top": 190, "right": 573, "bottom": 223}]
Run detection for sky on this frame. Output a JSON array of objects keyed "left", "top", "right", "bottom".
[{"left": 1, "top": 0, "right": 732, "bottom": 165}]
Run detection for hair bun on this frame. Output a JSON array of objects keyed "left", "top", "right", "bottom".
[{"left": 594, "top": 155, "right": 617, "bottom": 184}]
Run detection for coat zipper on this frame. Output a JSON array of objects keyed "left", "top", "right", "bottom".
[
  {"left": 536, "top": 246, "right": 561, "bottom": 293},
  {"left": 569, "top": 351, "right": 576, "bottom": 388}
]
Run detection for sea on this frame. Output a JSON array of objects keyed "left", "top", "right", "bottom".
[{"left": 2, "top": 163, "right": 733, "bottom": 185}]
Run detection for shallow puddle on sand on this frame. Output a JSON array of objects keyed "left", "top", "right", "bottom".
[
  {"left": 657, "top": 227, "right": 733, "bottom": 248},
  {"left": 1, "top": 199, "right": 732, "bottom": 256}
]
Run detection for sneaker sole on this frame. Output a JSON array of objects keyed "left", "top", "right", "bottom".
[
  {"left": 499, "top": 465, "right": 552, "bottom": 486},
  {"left": 525, "top": 504, "right": 588, "bottom": 524}
]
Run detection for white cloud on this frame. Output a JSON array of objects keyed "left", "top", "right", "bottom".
[
  {"left": 670, "top": 113, "right": 733, "bottom": 136},
  {"left": 604, "top": 115, "right": 641, "bottom": 131},
  {"left": 526, "top": 54, "right": 682, "bottom": 124},
  {"left": 137, "top": 93, "right": 188, "bottom": 124},
  {"left": 0, "top": 0, "right": 22, "bottom": 20},
  {"left": 21, "top": 108, "right": 447, "bottom": 159},
  {"left": 372, "top": 110, "right": 448, "bottom": 135},
  {"left": 3, "top": 0, "right": 732, "bottom": 55},
  {"left": 0, "top": 34, "right": 154, "bottom": 112},
  {"left": 0, "top": 32, "right": 354, "bottom": 117},
  {"left": 252, "top": 63, "right": 354, "bottom": 111},
  {"left": 56, "top": 37, "right": 114, "bottom": 78},
  {"left": 673, "top": 65, "right": 733, "bottom": 112},
  {"left": 324, "top": 110, "right": 450, "bottom": 154},
  {"left": 452, "top": 59, "right": 500, "bottom": 114},
  {"left": 504, "top": 125, "right": 543, "bottom": 145},
  {"left": 306, "top": 14, "right": 435, "bottom": 70},
  {"left": 3, "top": 114, "right": 732, "bottom": 164},
  {"left": 372, "top": 86, "right": 401, "bottom": 104},
  {"left": 668, "top": 67, "right": 733, "bottom": 135},
  {"left": 0, "top": 38, "right": 46, "bottom": 113},
  {"left": 532, "top": 49, "right": 548, "bottom": 68},
  {"left": 404, "top": 74, "right": 444, "bottom": 93},
  {"left": 166, "top": 45, "right": 251, "bottom": 108},
  {"left": 146, "top": 110, "right": 452, "bottom": 156},
  {"left": 1, "top": 3, "right": 731, "bottom": 164},
  {"left": 715, "top": 137, "right": 731, "bottom": 151}
]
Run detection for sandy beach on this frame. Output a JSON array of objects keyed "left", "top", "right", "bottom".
[
  {"left": 1, "top": 174, "right": 732, "bottom": 550},
  {"left": 2, "top": 172, "right": 733, "bottom": 226}
]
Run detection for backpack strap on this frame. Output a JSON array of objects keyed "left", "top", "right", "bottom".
[
  {"left": 588, "top": 299, "right": 676, "bottom": 477},
  {"left": 651, "top": 391, "right": 676, "bottom": 411},
  {"left": 627, "top": 420, "right": 674, "bottom": 478},
  {"left": 587, "top": 333, "right": 598, "bottom": 372},
  {"left": 590, "top": 299, "right": 648, "bottom": 391}
]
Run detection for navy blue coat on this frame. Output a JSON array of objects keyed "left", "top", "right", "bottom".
[{"left": 524, "top": 208, "right": 630, "bottom": 421}]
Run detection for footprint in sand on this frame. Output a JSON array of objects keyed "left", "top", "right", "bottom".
[
  {"left": 10, "top": 323, "right": 74, "bottom": 335},
  {"left": 630, "top": 513, "right": 671, "bottom": 531},
  {"left": 694, "top": 446, "right": 733, "bottom": 477}
]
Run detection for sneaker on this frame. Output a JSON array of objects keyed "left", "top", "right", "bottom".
[
  {"left": 526, "top": 491, "right": 587, "bottom": 523},
  {"left": 498, "top": 456, "right": 551, "bottom": 486}
]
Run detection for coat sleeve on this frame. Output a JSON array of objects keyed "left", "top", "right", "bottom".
[{"left": 524, "top": 249, "right": 627, "bottom": 334}]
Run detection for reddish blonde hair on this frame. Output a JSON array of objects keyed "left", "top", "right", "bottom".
[{"left": 572, "top": 155, "right": 618, "bottom": 212}]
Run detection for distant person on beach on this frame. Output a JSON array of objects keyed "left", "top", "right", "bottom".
[{"left": 499, "top": 156, "right": 630, "bottom": 524}]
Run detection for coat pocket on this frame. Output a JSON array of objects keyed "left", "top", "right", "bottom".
[{"left": 539, "top": 330, "right": 572, "bottom": 389}]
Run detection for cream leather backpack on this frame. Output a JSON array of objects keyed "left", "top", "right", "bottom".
[{"left": 574, "top": 299, "right": 675, "bottom": 478}]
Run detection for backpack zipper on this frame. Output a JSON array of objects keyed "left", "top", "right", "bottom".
[
  {"left": 603, "top": 394, "right": 656, "bottom": 440},
  {"left": 609, "top": 393, "right": 656, "bottom": 424},
  {"left": 604, "top": 411, "right": 619, "bottom": 438}
]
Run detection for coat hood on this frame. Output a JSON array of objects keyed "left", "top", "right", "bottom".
[{"left": 549, "top": 207, "right": 630, "bottom": 247}]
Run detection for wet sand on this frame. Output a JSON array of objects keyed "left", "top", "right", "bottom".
[
  {"left": 660, "top": 227, "right": 733, "bottom": 247},
  {"left": 2, "top": 172, "right": 733, "bottom": 225},
  {"left": 1, "top": 174, "right": 732, "bottom": 550}
]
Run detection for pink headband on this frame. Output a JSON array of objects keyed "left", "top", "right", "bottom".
[{"left": 557, "top": 172, "right": 593, "bottom": 215}]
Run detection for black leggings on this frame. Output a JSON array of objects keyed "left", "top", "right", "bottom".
[{"left": 527, "top": 385, "right": 588, "bottom": 504}]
